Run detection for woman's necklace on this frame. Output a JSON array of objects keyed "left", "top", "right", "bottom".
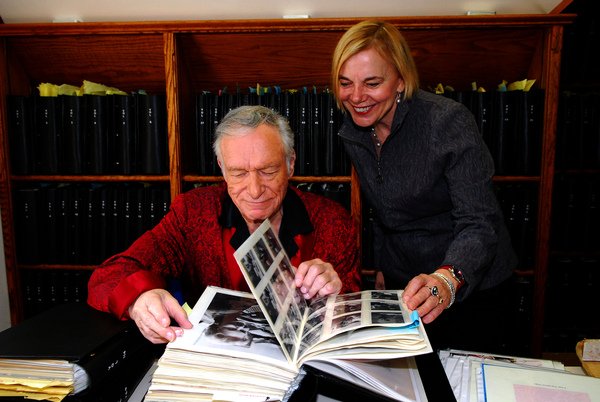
[
  {"left": 371, "top": 127, "right": 382, "bottom": 148},
  {"left": 371, "top": 127, "right": 384, "bottom": 183}
]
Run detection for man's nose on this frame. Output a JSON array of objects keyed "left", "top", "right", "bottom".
[{"left": 247, "top": 172, "right": 264, "bottom": 198}]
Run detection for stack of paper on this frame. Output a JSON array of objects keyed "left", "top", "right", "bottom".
[
  {"left": 439, "top": 349, "right": 600, "bottom": 402},
  {"left": 0, "top": 303, "right": 153, "bottom": 402},
  {"left": 145, "top": 287, "right": 301, "bottom": 402},
  {"left": 0, "top": 359, "right": 84, "bottom": 402}
]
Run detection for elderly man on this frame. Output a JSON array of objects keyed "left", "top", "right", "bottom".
[{"left": 87, "top": 105, "right": 361, "bottom": 344}]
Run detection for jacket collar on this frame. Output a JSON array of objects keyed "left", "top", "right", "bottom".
[{"left": 218, "top": 186, "right": 314, "bottom": 257}]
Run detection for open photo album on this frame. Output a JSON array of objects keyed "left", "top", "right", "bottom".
[
  {"left": 146, "top": 219, "right": 432, "bottom": 401},
  {"left": 233, "top": 218, "right": 432, "bottom": 367}
]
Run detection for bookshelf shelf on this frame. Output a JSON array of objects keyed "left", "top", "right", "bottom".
[{"left": 0, "top": 15, "right": 574, "bottom": 356}]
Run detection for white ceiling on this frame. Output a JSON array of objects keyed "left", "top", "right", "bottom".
[{"left": 0, "top": 0, "right": 568, "bottom": 24}]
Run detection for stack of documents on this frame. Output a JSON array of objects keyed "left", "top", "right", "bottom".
[
  {"left": 439, "top": 348, "right": 600, "bottom": 402},
  {"left": 0, "top": 359, "right": 86, "bottom": 401}
]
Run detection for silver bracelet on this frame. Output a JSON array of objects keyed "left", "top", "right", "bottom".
[{"left": 432, "top": 272, "right": 456, "bottom": 309}]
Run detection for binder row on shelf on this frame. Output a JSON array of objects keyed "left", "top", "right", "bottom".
[
  {"left": 443, "top": 89, "right": 545, "bottom": 176},
  {"left": 556, "top": 91, "right": 600, "bottom": 170},
  {"left": 195, "top": 88, "right": 545, "bottom": 177},
  {"left": 6, "top": 89, "right": 546, "bottom": 178},
  {"left": 20, "top": 269, "right": 91, "bottom": 319},
  {"left": 13, "top": 183, "right": 171, "bottom": 265},
  {"left": 194, "top": 90, "right": 351, "bottom": 177},
  {"left": 544, "top": 256, "right": 600, "bottom": 353},
  {"left": 7, "top": 93, "right": 169, "bottom": 175},
  {"left": 551, "top": 174, "right": 600, "bottom": 252}
]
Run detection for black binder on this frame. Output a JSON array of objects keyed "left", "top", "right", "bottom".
[
  {"left": 64, "top": 345, "right": 158, "bottom": 402},
  {"left": 84, "top": 94, "right": 108, "bottom": 174},
  {"left": 295, "top": 91, "right": 308, "bottom": 176},
  {"left": 40, "top": 184, "right": 59, "bottom": 263},
  {"left": 0, "top": 303, "right": 153, "bottom": 394},
  {"left": 490, "top": 91, "right": 517, "bottom": 175},
  {"left": 13, "top": 187, "right": 41, "bottom": 264},
  {"left": 195, "top": 92, "right": 211, "bottom": 175},
  {"left": 7, "top": 95, "right": 33, "bottom": 175},
  {"left": 60, "top": 94, "right": 84, "bottom": 174},
  {"left": 471, "top": 91, "right": 493, "bottom": 153},
  {"left": 33, "top": 95, "right": 59, "bottom": 174},
  {"left": 137, "top": 93, "right": 168, "bottom": 174},
  {"left": 110, "top": 94, "right": 136, "bottom": 174}
]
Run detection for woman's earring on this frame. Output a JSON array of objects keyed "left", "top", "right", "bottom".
[{"left": 396, "top": 91, "right": 403, "bottom": 104}]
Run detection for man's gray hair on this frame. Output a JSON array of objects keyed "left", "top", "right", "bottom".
[{"left": 213, "top": 105, "right": 295, "bottom": 173}]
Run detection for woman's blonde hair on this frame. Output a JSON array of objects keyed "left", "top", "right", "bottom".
[{"left": 331, "top": 20, "right": 419, "bottom": 110}]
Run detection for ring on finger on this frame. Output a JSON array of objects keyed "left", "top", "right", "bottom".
[{"left": 425, "top": 285, "right": 444, "bottom": 305}]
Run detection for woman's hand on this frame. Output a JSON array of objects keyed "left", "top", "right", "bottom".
[{"left": 402, "top": 273, "right": 451, "bottom": 323}]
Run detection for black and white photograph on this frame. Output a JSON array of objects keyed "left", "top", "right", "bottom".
[
  {"left": 305, "top": 308, "right": 326, "bottom": 330},
  {"left": 253, "top": 238, "right": 273, "bottom": 270},
  {"left": 370, "top": 301, "right": 402, "bottom": 312},
  {"left": 332, "top": 292, "right": 362, "bottom": 303},
  {"left": 308, "top": 295, "right": 328, "bottom": 312},
  {"left": 277, "top": 256, "right": 295, "bottom": 284},
  {"left": 331, "top": 312, "right": 362, "bottom": 332},
  {"left": 240, "top": 251, "right": 264, "bottom": 288},
  {"left": 269, "top": 271, "right": 289, "bottom": 308},
  {"left": 278, "top": 320, "right": 298, "bottom": 359},
  {"left": 371, "top": 311, "right": 406, "bottom": 325},
  {"left": 286, "top": 303, "right": 303, "bottom": 332},
  {"left": 264, "top": 226, "right": 282, "bottom": 257},
  {"left": 370, "top": 290, "right": 401, "bottom": 301},
  {"left": 189, "top": 291, "right": 284, "bottom": 361},
  {"left": 334, "top": 300, "right": 362, "bottom": 315},
  {"left": 260, "top": 285, "right": 281, "bottom": 324},
  {"left": 299, "top": 323, "right": 322, "bottom": 351}
]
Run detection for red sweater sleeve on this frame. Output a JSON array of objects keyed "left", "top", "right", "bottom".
[{"left": 108, "top": 270, "right": 166, "bottom": 319}]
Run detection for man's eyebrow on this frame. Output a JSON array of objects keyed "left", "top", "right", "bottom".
[{"left": 227, "top": 163, "right": 281, "bottom": 172}]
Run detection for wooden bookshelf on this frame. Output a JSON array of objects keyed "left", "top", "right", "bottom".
[{"left": 0, "top": 15, "right": 574, "bottom": 356}]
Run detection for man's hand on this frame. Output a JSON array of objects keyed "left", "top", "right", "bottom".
[
  {"left": 127, "top": 289, "right": 193, "bottom": 344},
  {"left": 294, "top": 258, "right": 342, "bottom": 299}
]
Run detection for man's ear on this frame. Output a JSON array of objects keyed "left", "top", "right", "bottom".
[{"left": 217, "top": 159, "right": 226, "bottom": 178}]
